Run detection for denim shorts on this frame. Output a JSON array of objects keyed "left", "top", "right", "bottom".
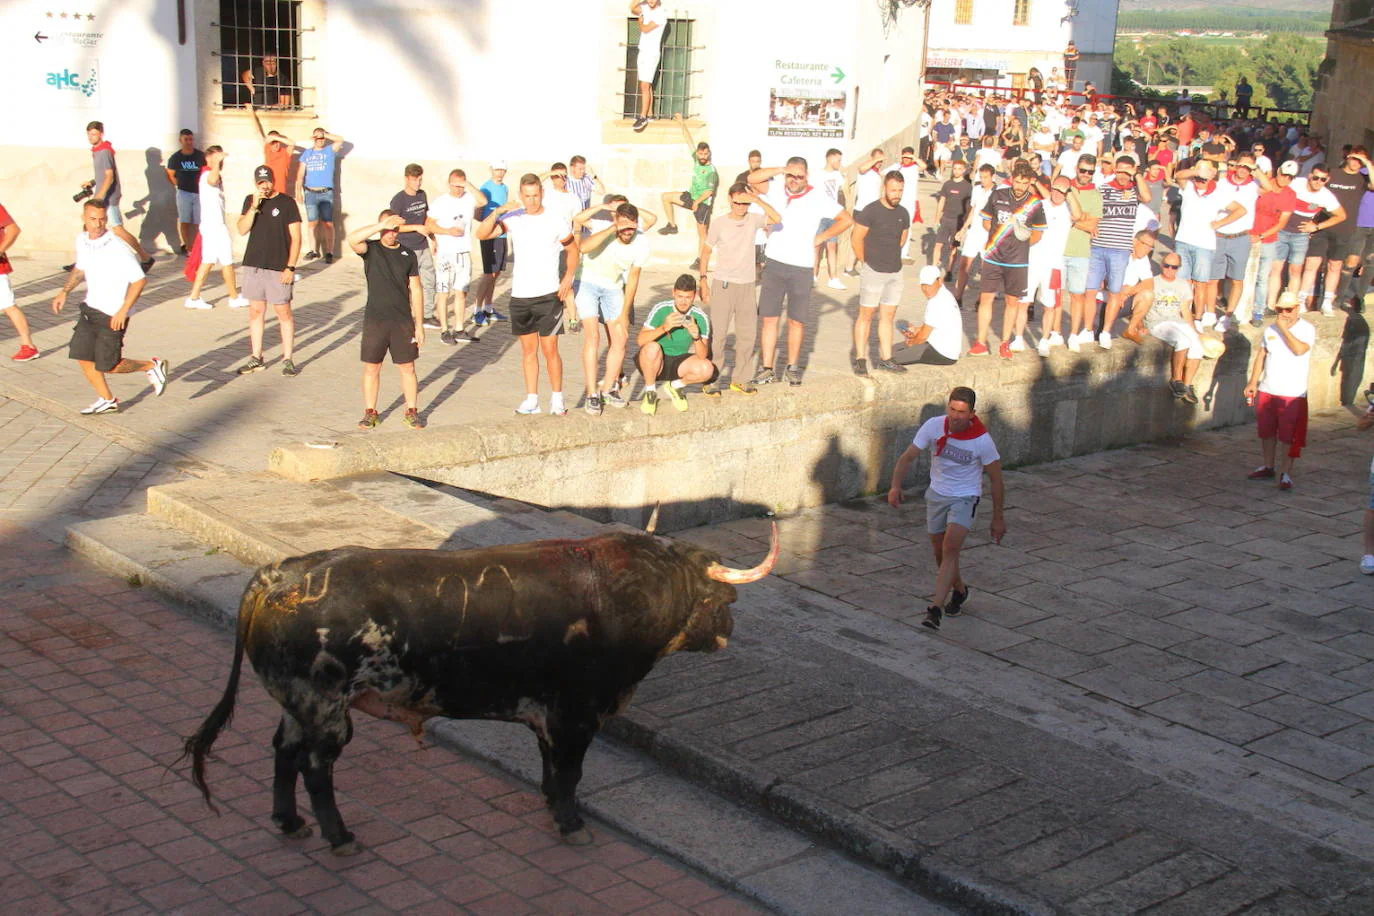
[
  {"left": 175, "top": 189, "right": 200, "bottom": 223},
  {"left": 1063, "top": 255, "right": 1090, "bottom": 294},
  {"left": 574, "top": 280, "right": 625, "bottom": 322},
  {"left": 1275, "top": 230, "right": 1309, "bottom": 267},
  {"left": 1210, "top": 234, "right": 1252, "bottom": 282},
  {"left": 304, "top": 188, "right": 335, "bottom": 222},
  {"left": 1087, "top": 246, "right": 1130, "bottom": 294},
  {"left": 1175, "top": 240, "right": 1214, "bottom": 284}
]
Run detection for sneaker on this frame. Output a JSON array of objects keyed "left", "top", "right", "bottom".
[
  {"left": 423, "top": 317, "right": 442, "bottom": 330},
  {"left": 1250, "top": 315, "right": 1264, "bottom": 328},
  {"left": 1247, "top": 465, "right": 1276, "bottom": 480},
  {"left": 179, "top": 244, "right": 189, "bottom": 257},
  {"left": 641, "top": 390, "right": 658, "bottom": 415},
  {"left": 357, "top": 409, "right": 380, "bottom": 430},
  {"left": 1169, "top": 379, "right": 1187, "bottom": 399},
  {"left": 603, "top": 387, "right": 627, "bottom": 409},
  {"left": 730, "top": 380, "right": 758, "bottom": 395},
  {"left": 1360, "top": 555, "right": 1374, "bottom": 575},
  {"left": 183, "top": 297, "right": 212, "bottom": 310},
  {"left": 10, "top": 345, "right": 39, "bottom": 362},
  {"left": 440, "top": 330, "right": 456, "bottom": 346},
  {"left": 472, "top": 310, "right": 489, "bottom": 327},
  {"left": 1278, "top": 473, "right": 1293, "bottom": 491},
  {"left": 452, "top": 327, "right": 478, "bottom": 342},
  {"left": 875, "top": 358, "right": 907, "bottom": 373},
  {"left": 140, "top": 257, "right": 155, "bottom": 274},
  {"left": 549, "top": 399, "right": 568, "bottom": 417},
  {"left": 305, "top": 250, "right": 319, "bottom": 261},
  {"left": 515, "top": 398, "right": 542, "bottom": 415},
  {"left": 1038, "top": 338, "right": 1051, "bottom": 358},
  {"left": 658, "top": 224, "right": 679, "bottom": 235},
  {"left": 1215, "top": 313, "right": 1232, "bottom": 334},
  {"left": 853, "top": 358, "right": 870, "bottom": 377},
  {"left": 752, "top": 365, "right": 777, "bottom": 386},
  {"left": 1008, "top": 335, "right": 1026, "bottom": 352},
  {"left": 1098, "top": 332, "right": 1113, "bottom": 350},
  {"left": 702, "top": 382, "right": 722, "bottom": 397},
  {"left": 228, "top": 296, "right": 250, "bottom": 309},
  {"left": 826, "top": 277, "right": 846, "bottom": 290},
  {"left": 486, "top": 309, "right": 507, "bottom": 322},
  {"left": 146, "top": 357, "right": 169, "bottom": 396},
  {"left": 1200, "top": 311, "right": 1217, "bottom": 329},
  {"left": 784, "top": 364, "right": 803, "bottom": 386},
  {"left": 1067, "top": 334, "right": 1082, "bottom": 353},
  {"left": 1183, "top": 385, "right": 1199, "bottom": 405},
  {"left": 1321, "top": 303, "right": 1335, "bottom": 317},
  {"left": 236, "top": 355, "right": 266, "bottom": 375},
  {"left": 1077, "top": 329, "right": 1096, "bottom": 346},
  {"left": 945, "top": 587, "right": 970, "bottom": 617},
  {"left": 402, "top": 407, "right": 426, "bottom": 429},
  {"left": 998, "top": 341, "right": 1013, "bottom": 359},
  {"left": 663, "top": 382, "right": 688, "bottom": 412},
  {"left": 921, "top": 605, "right": 943, "bottom": 631},
  {"left": 324, "top": 253, "right": 335, "bottom": 265},
  {"left": 968, "top": 341, "right": 990, "bottom": 357},
  {"left": 632, "top": 115, "right": 649, "bottom": 132},
  {"left": 1047, "top": 332, "right": 1065, "bottom": 348},
  {"left": 281, "top": 359, "right": 300, "bottom": 377},
  {"left": 79, "top": 396, "right": 119, "bottom": 415},
  {"left": 585, "top": 394, "right": 604, "bottom": 416}
]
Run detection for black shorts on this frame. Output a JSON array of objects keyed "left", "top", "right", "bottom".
[
  {"left": 510, "top": 293, "right": 563, "bottom": 337},
  {"left": 678, "top": 192, "right": 712, "bottom": 226},
  {"left": 936, "top": 221, "right": 961, "bottom": 247},
  {"left": 654, "top": 351, "right": 713, "bottom": 384},
  {"left": 981, "top": 262, "right": 1029, "bottom": 300},
  {"left": 1312, "top": 231, "right": 1354, "bottom": 263},
  {"left": 360, "top": 318, "right": 419, "bottom": 365},
  {"left": 480, "top": 237, "right": 507, "bottom": 275},
  {"left": 68, "top": 303, "right": 126, "bottom": 372}
]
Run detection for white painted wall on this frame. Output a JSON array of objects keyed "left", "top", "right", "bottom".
[{"left": 927, "top": 0, "right": 1117, "bottom": 59}]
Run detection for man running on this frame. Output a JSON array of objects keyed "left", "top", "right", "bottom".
[
  {"left": 235, "top": 165, "right": 302, "bottom": 376},
  {"left": 887, "top": 386, "right": 1006, "bottom": 631},
  {"left": 51, "top": 201, "right": 168, "bottom": 414},
  {"left": 347, "top": 211, "right": 425, "bottom": 431},
  {"left": 0, "top": 203, "right": 39, "bottom": 361},
  {"left": 637, "top": 274, "right": 714, "bottom": 415}
]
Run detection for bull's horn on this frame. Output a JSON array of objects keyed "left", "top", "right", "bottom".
[
  {"left": 645, "top": 503, "right": 661, "bottom": 535},
  {"left": 706, "top": 522, "right": 779, "bottom": 584}
]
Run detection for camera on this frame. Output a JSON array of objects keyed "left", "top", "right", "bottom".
[
  {"left": 73, "top": 186, "right": 94, "bottom": 203},
  {"left": 1364, "top": 385, "right": 1374, "bottom": 408}
]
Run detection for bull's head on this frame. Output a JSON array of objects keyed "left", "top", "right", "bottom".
[{"left": 661, "top": 522, "right": 779, "bottom": 656}]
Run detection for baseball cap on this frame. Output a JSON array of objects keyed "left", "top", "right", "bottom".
[
  {"left": 918, "top": 265, "right": 943, "bottom": 285},
  {"left": 1278, "top": 160, "right": 1299, "bottom": 176},
  {"left": 253, "top": 165, "right": 274, "bottom": 184},
  {"left": 491, "top": 159, "right": 508, "bottom": 171}
]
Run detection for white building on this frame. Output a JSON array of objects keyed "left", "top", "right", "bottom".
[
  {"left": 924, "top": 0, "right": 1118, "bottom": 95},
  {"left": 1, "top": 0, "right": 928, "bottom": 253}
]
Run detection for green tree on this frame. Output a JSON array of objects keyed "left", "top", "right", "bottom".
[{"left": 1248, "top": 33, "right": 1322, "bottom": 109}]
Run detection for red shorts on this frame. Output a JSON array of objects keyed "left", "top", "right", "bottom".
[{"left": 1255, "top": 392, "right": 1308, "bottom": 458}]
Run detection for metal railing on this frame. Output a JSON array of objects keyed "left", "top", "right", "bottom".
[
  {"left": 212, "top": 0, "right": 310, "bottom": 110},
  {"left": 923, "top": 81, "right": 1311, "bottom": 124},
  {"left": 620, "top": 14, "right": 699, "bottom": 120}
]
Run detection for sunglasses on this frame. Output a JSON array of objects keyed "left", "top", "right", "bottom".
[
  {"left": 1077, "top": 167, "right": 1094, "bottom": 174},
  {"left": 1275, "top": 307, "right": 1297, "bottom": 313},
  {"left": 551, "top": 174, "right": 567, "bottom": 180},
  {"left": 785, "top": 173, "right": 806, "bottom": 180},
  {"left": 1311, "top": 176, "right": 1328, "bottom": 182},
  {"left": 1162, "top": 263, "right": 1181, "bottom": 269},
  {"left": 730, "top": 200, "right": 751, "bottom": 206}
]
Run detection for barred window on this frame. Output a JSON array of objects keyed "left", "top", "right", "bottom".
[
  {"left": 954, "top": 0, "right": 974, "bottom": 25},
  {"left": 214, "top": 0, "right": 309, "bottom": 110},
  {"left": 1013, "top": 0, "right": 1031, "bottom": 26},
  {"left": 622, "top": 15, "right": 698, "bottom": 120}
]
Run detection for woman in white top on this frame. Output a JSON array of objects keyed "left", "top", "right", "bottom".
[{"left": 186, "top": 146, "right": 247, "bottom": 310}]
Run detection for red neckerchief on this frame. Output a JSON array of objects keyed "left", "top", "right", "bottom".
[
  {"left": 935, "top": 416, "right": 988, "bottom": 456},
  {"left": 91, "top": 140, "right": 114, "bottom": 154},
  {"left": 1075, "top": 181, "right": 1095, "bottom": 191},
  {"left": 1193, "top": 179, "right": 1218, "bottom": 196},
  {"left": 1111, "top": 177, "right": 1133, "bottom": 190},
  {"left": 785, "top": 185, "right": 814, "bottom": 203},
  {"left": 1227, "top": 172, "right": 1251, "bottom": 189}
]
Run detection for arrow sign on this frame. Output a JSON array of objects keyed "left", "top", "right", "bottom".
[
  {"left": 831, "top": 66, "right": 845, "bottom": 84},
  {"left": 34, "top": 31, "right": 49, "bottom": 43}
]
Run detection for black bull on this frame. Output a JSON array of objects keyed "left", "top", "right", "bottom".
[{"left": 182, "top": 526, "right": 778, "bottom": 853}]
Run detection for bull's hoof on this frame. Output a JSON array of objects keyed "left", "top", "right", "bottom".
[
  {"left": 283, "top": 823, "right": 314, "bottom": 840},
  {"left": 561, "top": 827, "right": 593, "bottom": 846},
  {"left": 331, "top": 840, "right": 363, "bottom": 857}
]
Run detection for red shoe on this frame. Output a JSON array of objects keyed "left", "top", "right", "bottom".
[
  {"left": 968, "top": 341, "right": 990, "bottom": 356},
  {"left": 10, "top": 345, "right": 39, "bottom": 362},
  {"left": 998, "top": 341, "right": 1012, "bottom": 359},
  {"left": 1278, "top": 473, "right": 1293, "bottom": 491},
  {"left": 1247, "top": 466, "right": 1275, "bottom": 480}
]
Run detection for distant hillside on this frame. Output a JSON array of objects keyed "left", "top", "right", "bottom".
[
  {"left": 1120, "top": 0, "right": 1327, "bottom": 11},
  {"left": 1118, "top": 6, "right": 1330, "bottom": 33}
]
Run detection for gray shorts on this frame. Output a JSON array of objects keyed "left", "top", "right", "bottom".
[
  {"left": 926, "top": 490, "right": 980, "bottom": 535},
  {"left": 1211, "top": 233, "right": 1251, "bottom": 282},
  {"left": 176, "top": 189, "right": 200, "bottom": 223},
  {"left": 758, "top": 259, "right": 813, "bottom": 320},
  {"left": 240, "top": 265, "right": 294, "bottom": 306},
  {"left": 858, "top": 263, "right": 903, "bottom": 308}
]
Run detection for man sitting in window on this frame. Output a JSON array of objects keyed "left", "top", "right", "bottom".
[{"left": 242, "top": 54, "right": 292, "bottom": 108}]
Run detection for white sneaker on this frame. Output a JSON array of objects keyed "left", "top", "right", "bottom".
[
  {"left": 1037, "top": 338, "right": 1051, "bottom": 357},
  {"left": 228, "top": 296, "right": 250, "bottom": 309},
  {"left": 1362, "top": 555, "right": 1374, "bottom": 575},
  {"left": 1077, "top": 329, "right": 1095, "bottom": 346},
  {"left": 1321, "top": 298, "right": 1335, "bottom": 316},
  {"left": 1098, "top": 332, "right": 1113, "bottom": 350},
  {"left": 80, "top": 396, "right": 119, "bottom": 415},
  {"left": 1067, "top": 335, "right": 1081, "bottom": 353},
  {"left": 183, "top": 297, "right": 212, "bottom": 310},
  {"left": 1047, "top": 332, "right": 1065, "bottom": 348},
  {"left": 146, "top": 357, "right": 169, "bottom": 397},
  {"left": 1216, "top": 314, "right": 1231, "bottom": 333},
  {"left": 1200, "top": 311, "right": 1217, "bottom": 329},
  {"left": 515, "top": 397, "right": 541, "bottom": 416},
  {"left": 1009, "top": 335, "right": 1026, "bottom": 352},
  {"left": 826, "top": 277, "right": 846, "bottom": 290}
]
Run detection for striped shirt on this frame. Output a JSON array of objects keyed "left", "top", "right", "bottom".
[
  {"left": 1093, "top": 184, "right": 1141, "bottom": 251},
  {"left": 566, "top": 175, "right": 596, "bottom": 211}
]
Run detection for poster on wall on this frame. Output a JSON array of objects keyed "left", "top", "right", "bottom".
[
  {"left": 29, "top": 11, "right": 104, "bottom": 108},
  {"left": 767, "top": 60, "right": 847, "bottom": 139}
]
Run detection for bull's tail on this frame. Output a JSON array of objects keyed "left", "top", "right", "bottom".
[{"left": 178, "top": 565, "right": 275, "bottom": 812}]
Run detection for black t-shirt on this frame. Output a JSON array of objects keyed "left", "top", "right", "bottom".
[
  {"left": 854, "top": 200, "right": 911, "bottom": 274},
  {"left": 240, "top": 193, "right": 301, "bottom": 271},
  {"left": 167, "top": 150, "right": 206, "bottom": 193},
  {"left": 937, "top": 179, "right": 972, "bottom": 225},
  {"left": 389, "top": 190, "right": 430, "bottom": 251},
  {"left": 1324, "top": 170, "right": 1366, "bottom": 237},
  {"left": 982, "top": 187, "right": 1045, "bottom": 267},
  {"left": 983, "top": 106, "right": 999, "bottom": 135},
  {"left": 361, "top": 240, "right": 419, "bottom": 322},
  {"left": 252, "top": 68, "right": 287, "bottom": 107}
]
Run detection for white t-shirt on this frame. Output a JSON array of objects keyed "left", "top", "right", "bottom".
[
  {"left": 1176, "top": 181, "right": 1228, "bottom": 250},
  {"left": 919, "top": 285, "right": 963, "bottom": 361},
  {"left": 1291, "top": 181, "right": 1341, "bottom": 223},
  {"left": 1259, "top": 319, "right": 1316, "bottom": 398},
  {"left": 1056, "top": 149, "right": 1084, "bottom": 176},
  {"left": 854, "top": 168, "right": 883, "bottom": 210},
  {"left": 817, "top": 168, "right": 844, "bottom": 205},
  {"left": 1255, "top": 154, "right": 1273, "bottom": 176},
  {"left": 974, "top": 148, "right": 1003, "bottom": 173},
  {"left": 198, "top": 170, "right": 226, "bottom": 226},
  {"left": 1124, "top": 254, "right": 1154, "bottom": 288},
  {"left": 580, "top": 231, "right": 649, "bottom": 289},
  {"left": 543, "top": 188, "right": 581, "bottom": 226},
  {"left": 75, "top": 231, "right": 145, "bottom": 316},
  {"left": 913, "top": 415, "right": 1001, "bottom": 499},
  {"left": 1031, "top": 129, "right": 1056, "bottom": 153},
  {"left": 429, "top": 192, "right": 477, "bottom": 256},
  {"left": 498, "top": 208, "right": 572, "bottom": 298},
  {"left": 1031, "top": 200, "right": 1072, "bottom": 269},
  {"left": 636, "top": 4, "right": 667, "bottom": 61},
  {"left": 763, "top": 185, "right": 842, "bottom": 269},
  {"left": 1218, "top": 178, "right": 1259, "bottom": 234}
]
